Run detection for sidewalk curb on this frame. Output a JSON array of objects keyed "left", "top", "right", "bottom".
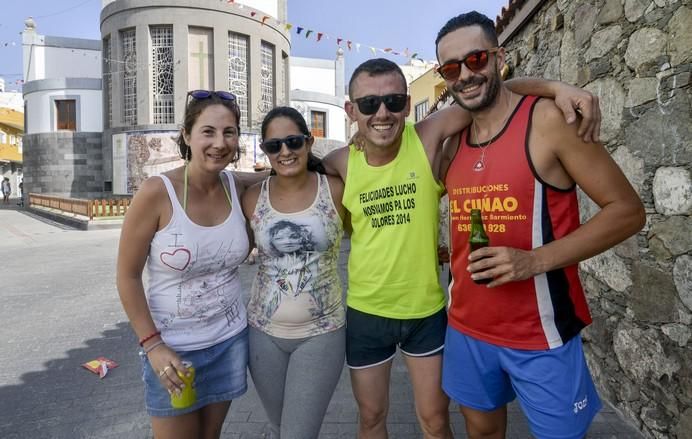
[{"left": 27, "top": 206, "right": 123, "bottom": 230}]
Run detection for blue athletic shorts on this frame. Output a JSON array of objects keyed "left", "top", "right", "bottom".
[
  {"left": 141, "top": 327, "right": 249, "bottom": 417},
  {"left": 346, "top": 307, "right": 446, "bottom": 368},
  {"left": 442, "top": 326, "right": 602, "bottom": 439}
]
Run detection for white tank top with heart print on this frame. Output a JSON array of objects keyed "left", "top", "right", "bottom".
[{"left": 145, "top": 171, "right": 249, "bottom": 351}]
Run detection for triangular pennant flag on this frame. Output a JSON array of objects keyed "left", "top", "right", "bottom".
[
  {"left": 356, "top": 43, "right": 361, "bottom": 52},
  {"left": 384, "top": 48, "right": 392, "bottom": 53},
  {"left": 250, "top": 11, "right": 256, "bottom": 17},
  {"left": 411, "top": 52, "right": 418, "bottom": 59},
  {"left": 261, "top": 16, "right": 269, "bottom": 25},
  {"left": 296, "top": 27, "right": 304, "bottom": 34},
  {"left": 392, "top": 51, "right": 399, "bottom": 56},
  {"left": 285, "top": 23, "right": 293, "bottom": 31},
  {"left": 337, "top": 38, "right": 343, "bottom": 46},
  {"left": 370, "top": 47, "right": 377, "bottom": 55},
  {"left": 347, "top": 40, "right": 352, "bottom": 50},
  {"left": 317, "top": 32, "right": 323, "bottom": 41},
  {"left": 305, "top": 30, "right": 313, "bottom": 38},
  {"left": 404, "top": 48, "right": 410, "bottom": 57}
]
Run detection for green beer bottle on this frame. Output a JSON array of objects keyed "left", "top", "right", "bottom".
[{"left": 469, "top": 209, "right": 491, "bottom": 284}]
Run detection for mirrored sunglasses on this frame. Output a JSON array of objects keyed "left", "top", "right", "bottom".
[
  {"left": 353, "top": 93, "right": 408, "bottom": 115},
  {"left": 187, "top": 90, "right": 237, "bottom": 101},
  {"left": 437, "top": 48, "right": 500, "bottom": 80},
  {"left": 261, "top": 135, "right": 309, "bottom": 154}
]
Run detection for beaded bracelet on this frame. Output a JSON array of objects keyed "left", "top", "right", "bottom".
[
  {"left": 143, "top": 340, "right": 165, "bottom": 354},
  {"left": 138, "top": 330, "right": 161, "bottom": 347}
]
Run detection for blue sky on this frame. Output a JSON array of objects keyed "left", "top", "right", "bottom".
[{"left": 0, "top": 0, "right": 507, "bottom": 92}]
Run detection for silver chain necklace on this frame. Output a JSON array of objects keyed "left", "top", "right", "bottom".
[{"left": 471, "top": 94, "right": 513, "bottom": 172}]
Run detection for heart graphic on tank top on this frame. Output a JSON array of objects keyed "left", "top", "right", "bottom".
[{"left": 160, "top": 248, "right": 191, "bottom": 271}]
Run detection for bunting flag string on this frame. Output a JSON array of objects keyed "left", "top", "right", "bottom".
[
  {"left": 1, "top": 2, "right": 429, "bottom": 65},
  {"left": 212, "top": 0, "right": 426, "bottom": 62}
]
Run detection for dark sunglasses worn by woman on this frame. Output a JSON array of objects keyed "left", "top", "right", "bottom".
[
  {"left": 187, "top": 90, "right": 237, "bottom": 101},
  {"left": 260, "top": 135, "right": 310, "bottom": 154}
]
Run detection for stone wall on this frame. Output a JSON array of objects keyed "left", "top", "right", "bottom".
[
  {"left": 23, "top": 132, "right": 104, "bottom": 199},
  {"left": 502, "top": 1, "right": 691, "bottom": 437}
]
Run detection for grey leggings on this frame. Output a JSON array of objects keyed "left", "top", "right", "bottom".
[{"left": 249, "top": 326, "right": 346, "bottom": 439}]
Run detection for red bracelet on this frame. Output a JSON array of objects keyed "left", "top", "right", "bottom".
[{"left": 139, "top": 330, "right": 161, "bottom": 347}]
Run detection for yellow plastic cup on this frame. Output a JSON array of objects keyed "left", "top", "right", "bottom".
[{"left": 170, "top": 361, "right": 196, "bottom": 409}]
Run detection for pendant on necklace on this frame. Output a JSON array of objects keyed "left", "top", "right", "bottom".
[{"left": 473, "top": 158, "right": 485, "bottom": 172}]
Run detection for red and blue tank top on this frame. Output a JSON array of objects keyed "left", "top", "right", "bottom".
[{"left": 445, "top": 95, "right": 592, "bottom": 350}]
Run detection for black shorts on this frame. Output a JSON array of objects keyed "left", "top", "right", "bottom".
[{"left": 346, "top": 307, "right": 447, "bottom": 369}]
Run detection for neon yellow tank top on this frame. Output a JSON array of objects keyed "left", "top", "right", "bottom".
[{"left": 342, "top": 122, "right": 445, "bottom": 319}]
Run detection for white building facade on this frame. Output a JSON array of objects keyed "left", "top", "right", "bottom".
[
  {"left": 21, "top": 0, "right": 350, "bottom": 198},
  {"left": 21, "top": 17, "right": 105, "bottom": 197},
  {"left": 289, "top": 49, "right": 347, "bottom": 159},
  {"left": 22, "top": 0, "right": 291, "bottom": 197}
]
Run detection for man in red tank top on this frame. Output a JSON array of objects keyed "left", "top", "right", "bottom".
[{"left": 436, "top": 11, "right": 645, "bottom": 439}]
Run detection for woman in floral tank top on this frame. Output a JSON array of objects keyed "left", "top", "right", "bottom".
[{"left": 241, "top": 107, "right": 346, "bottom": 439}]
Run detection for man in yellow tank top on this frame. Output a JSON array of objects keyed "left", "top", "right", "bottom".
[{"left": 322, "top": 58, "right": 602, "bottom": 439}]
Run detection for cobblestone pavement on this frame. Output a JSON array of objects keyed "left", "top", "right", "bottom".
[{"left": 0, "top": 208, "right": 643, "bottom": 438}]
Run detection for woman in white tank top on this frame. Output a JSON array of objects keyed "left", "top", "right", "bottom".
[
  {"left": 116, "top": 91, "right": 261, "bottom": 438},
  {"left": 241, "top": 107, "right": 347, "bottom": 438}
]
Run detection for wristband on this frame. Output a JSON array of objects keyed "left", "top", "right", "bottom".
[
  {"left": 138, "top": 330, "right": 161, "bottom": 347},
  {"left": 143, "top": 340, "right": 165, "bottom": 354}
]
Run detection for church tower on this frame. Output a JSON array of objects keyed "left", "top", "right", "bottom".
[{"left": 101, "top": 0, "right": 290, "bottom": 194}]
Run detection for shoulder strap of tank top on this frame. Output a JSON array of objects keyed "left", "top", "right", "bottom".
[
  {"left": 222, "top": 170, "right": 239, "bottom": 211},
  {"left": 253, "top": 176, "right": 271, "bottom": 213},
  {"left": 157, "top": 174, "right": 185, "bottom": 215}
]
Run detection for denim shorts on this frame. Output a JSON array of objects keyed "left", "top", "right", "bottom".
[
  {"left": 346, "top": 307, "right": 447, "bottom": 368},
  {"left": 141, "top": 327, "right": 249, "bottom": 417}
]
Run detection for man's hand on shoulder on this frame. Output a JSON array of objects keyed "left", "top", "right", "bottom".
[
  {"left": 552, "top": 82, "right": 601, "bottom": 144},
  {"left": 322, "top": 146, "right": 349, "bottom": 181}
]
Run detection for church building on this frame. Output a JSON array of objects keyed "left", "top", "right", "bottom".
[{"left": 22, "top": 0, "right": 346, "bottom": 198}]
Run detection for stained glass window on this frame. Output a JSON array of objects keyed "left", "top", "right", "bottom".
[
  {"left": 120, "top": 28, "right": 137, "bottom": 126},
  {"left": 228, "top": 32, "right": 249, "bottom": 128},
  {"left": 151, "top": 26, "right": 174, "bottom": 124}
]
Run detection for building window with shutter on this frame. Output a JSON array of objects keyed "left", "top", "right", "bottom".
[
  {"left": 56, "top": 100, "right": 77, "bottom": 131},
  {"left": 311, "top": 110, "right": 326, "bottom": 138},
  {"left": 414, "top": 99, "right": 429, "bottom": 122}
]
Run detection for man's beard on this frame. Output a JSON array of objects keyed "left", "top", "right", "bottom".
[{"left": 450, "top": 67, "right": 501, "bottom": 112}]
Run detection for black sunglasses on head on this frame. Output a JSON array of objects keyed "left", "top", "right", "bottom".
[
  {"left": 187, "top": 90, "right": 237, "bottom": 101},
  {"left": 353, "top": 93, "right": 408, "bottom": 115},
  {"left": 437, "top": 47, "right": 500, "bottom": 80},
  {"left": 261, "top": 135, "right": 309, "bottom": 154}
]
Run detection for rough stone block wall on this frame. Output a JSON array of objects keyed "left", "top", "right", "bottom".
[
  {"left": 502, "top": 1, "right": 691, "bottom": 437},
  {"left": 23, "top": 132, "right": 105, "bottom": 199}
]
